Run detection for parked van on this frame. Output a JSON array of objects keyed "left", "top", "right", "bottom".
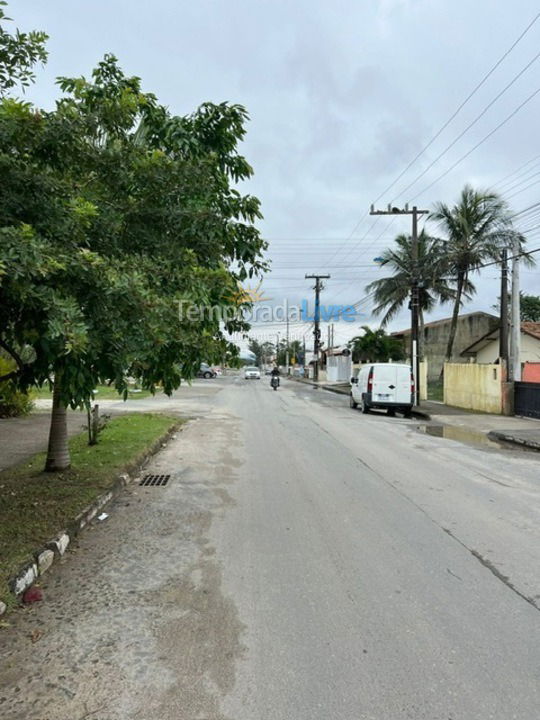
[{"left": 350, "top": 363, "right": 414, "bottom": 417}]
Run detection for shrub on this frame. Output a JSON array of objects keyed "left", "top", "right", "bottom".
[{"left": 0, "top": 357, "right": 34, "bottom": 417}]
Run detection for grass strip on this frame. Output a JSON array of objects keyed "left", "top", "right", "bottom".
[{"left": 0, "top": 412, "right": 180, "bottom": 607}]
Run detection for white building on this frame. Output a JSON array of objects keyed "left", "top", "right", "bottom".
[{"left": 461, "top": 322, "right": 540, "bottom": 365}]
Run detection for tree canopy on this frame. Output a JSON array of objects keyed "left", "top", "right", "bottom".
[
  {"left": 348, "top": 327, "right": 405, "bottom": 364},
  {"left": 0, "top": 17, "right": 265, "bottom": 469}
]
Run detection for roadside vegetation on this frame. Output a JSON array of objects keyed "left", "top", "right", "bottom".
[
  {"left": 0, "top": 3, "right": 265, "bottom": 470},
  {"left": 0, "top": 413, "right": 179, "bottom": 608}
]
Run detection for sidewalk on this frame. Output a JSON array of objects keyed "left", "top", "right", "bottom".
[
  {"left": 0, "top": 410, "right": 87, "bottom": 472},
  {"left": 420, "top": 400, "right": 540, "bottom": 452}
]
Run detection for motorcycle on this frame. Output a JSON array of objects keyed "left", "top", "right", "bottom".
[{"left": 270, "top": 375, "right": 280, "bottom": 391}]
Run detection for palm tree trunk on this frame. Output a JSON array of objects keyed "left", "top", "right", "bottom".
[
  {"left": 419, "top": 309, "right": 425, "bottom": 361},
  {"left": 445, "top": 273, "right": 464, "bottom": 362},
  {"left": 45, "top": 372, "right": 71, "bottom": 471}
]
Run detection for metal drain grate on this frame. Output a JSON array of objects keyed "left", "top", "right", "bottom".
[{"left": 139, "top": 474, "right": 171, "bottom": 487}]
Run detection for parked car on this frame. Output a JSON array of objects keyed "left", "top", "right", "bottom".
[
  {"left": 350, "top": 363, "right": 413, "bottom": 417},
  {"left": 197, "top": 363, "right": 217, "bottom": 379},
  {"left": 244, "top": 366, "right": 261, "bottom": 380},
  {"left": 212, "top": 366, "right": 223, "bottom": 376}
]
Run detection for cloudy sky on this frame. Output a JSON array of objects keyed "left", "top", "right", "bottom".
[{"left": 15, "top": 0, "right": 540, "bottom": 349}]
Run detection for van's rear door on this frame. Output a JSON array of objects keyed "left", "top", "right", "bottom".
[
  {"left": 395, "top": 365, "right": 412, "bottom": 405},
  {"left": 371, "top": 364, "right": 398, "bottom": 403}
]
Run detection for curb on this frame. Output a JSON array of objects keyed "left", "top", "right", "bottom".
[
  {"left": 289, "top": 377, "right": 349, "bottom": 395},
  {"left": 2, "top": 422, "right": 180, "bottom": 616},
  {"left": 487, "top": 430, "right": 540, "bottom": 452}
]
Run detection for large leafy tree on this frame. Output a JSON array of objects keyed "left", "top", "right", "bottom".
[
  {"left": 0, "top": 55, "right": 266, "bottom": 470},
  {"left": 365, "top": 230, "right": 457, "bottom": 359},
  {"left": 248, "top": 339, "right": 274, "bottom": 366},
  {"left": 430, "top": 185, "right": 520, "bottom": 362},
  {"left": 520, "top": 293, "right": 540, "bottom": 322}
]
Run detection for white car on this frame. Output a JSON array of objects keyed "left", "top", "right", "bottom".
[{"left": 244, "top": 366, "right": 261, "bottom": 380}]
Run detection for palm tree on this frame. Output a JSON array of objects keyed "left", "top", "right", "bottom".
[
  {"left": 365, "top": 230, "right": 456, "bottom": 360},
  {"left": 348, "top": 327, "right": 405, "bottom": 363},
  {"left": 430, "top": 184, "right": 518, "bottom": 362}
]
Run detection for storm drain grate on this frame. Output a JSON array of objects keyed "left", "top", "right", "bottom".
[{"left": 139, "top": 474, "right": 171, "bottom": 487}]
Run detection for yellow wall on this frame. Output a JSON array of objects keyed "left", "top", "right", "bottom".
[{"left": 444, "top": 362, "right": 502, "bottom": 413}]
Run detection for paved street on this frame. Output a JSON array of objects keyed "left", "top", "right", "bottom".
[{"left": 1, "top": 376, "right": 539, "bottom": 719}]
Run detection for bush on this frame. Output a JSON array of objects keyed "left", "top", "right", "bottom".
[{"left": 0, "top": 357, "right": 34, "bottom": 417}]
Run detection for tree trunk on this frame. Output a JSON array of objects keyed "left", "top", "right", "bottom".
[
  {"left": 445, "top": 273, "right": 464, "bottom": 363},
  {"left": 45, "top": 373, "right": 71, "bottom": 471},
  {"left": 419, "top": 308, "right": 425, "bottom": 361}
]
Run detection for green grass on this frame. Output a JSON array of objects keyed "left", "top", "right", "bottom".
[
  {"left": 33, "top": 384, "right": 157, "bottom": 401},
  {"left": 0, "top": 413, "right": 180, "bottom": 608},
  {"left": 428, "top": 381, "right": 444, "bottom": 402}
]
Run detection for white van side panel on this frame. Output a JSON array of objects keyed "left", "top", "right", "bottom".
[{"left": 395, "top": 365, "right": 412, "bottom": 404}]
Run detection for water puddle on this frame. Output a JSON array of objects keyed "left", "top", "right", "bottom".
[{"left": 416, "top": 424, "right": 503, "bottom": 450}]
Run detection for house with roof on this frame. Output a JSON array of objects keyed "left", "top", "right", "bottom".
[
  {"left": 461, "top": 322, "right": 540, "bottom": 370},
  {"left": 391, "top": 311, "right": 499, "bottom": 380}
]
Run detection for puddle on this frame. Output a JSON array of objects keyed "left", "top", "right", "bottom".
[{"left": 416, "top": 424, "right": 503, "bottom": 450}]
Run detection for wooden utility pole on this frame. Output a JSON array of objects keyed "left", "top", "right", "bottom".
[
  {"left": 305, "top": 274, "right": 330, "bottom": 381},
  {"left": 370, "top": 204, "right": 429, "bottom": 405}
]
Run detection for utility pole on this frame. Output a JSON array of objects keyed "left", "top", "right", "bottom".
[
  {"left": 305, "top": 274, "right": 330, "bottom": 381},
  {"left": 370, "top": 204, "right": 428, "bottom": 405},
  {"left": 276, "top": 332, "right": 280, "bottom": 367},
  {"left": 285, "top": 304, "right": 290, "bottom": 375},
  {"left": 510, "top": 237, "right": 521, "bottom": 381},
  {"left": 500, "top": 248, "right": 509, "bottom": 369}
]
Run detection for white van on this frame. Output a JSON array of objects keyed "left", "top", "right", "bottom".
[{"left": 350, "top": 363, "right": 414, "bottom": 417}]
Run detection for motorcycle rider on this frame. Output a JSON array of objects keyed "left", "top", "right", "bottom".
[{"left": 270, "top": 365, "right": 280, "bottom": 388}]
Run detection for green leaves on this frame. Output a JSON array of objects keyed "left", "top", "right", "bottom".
[
  {"left": 0, "top": 50, "right": 264, "bottom": 408},
  {"left": 0, "top": 2, "right": 48, "bottom": 96}
]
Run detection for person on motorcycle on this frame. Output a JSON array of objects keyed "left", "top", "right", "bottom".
[{"left": 270, "top": 365, "right": 280, "bottom": 388}]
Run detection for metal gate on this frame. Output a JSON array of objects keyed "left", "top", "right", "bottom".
[{"left": 514, "top": 381, "right": 540, "bottom": 419}]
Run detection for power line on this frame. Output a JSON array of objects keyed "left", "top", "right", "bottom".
[
  {"left": 490, "top": 153, "right": 540, "bottom": 189},
  {"left": 373, "top": 11, "right": 540, "bottom": 205},
  {"left": 395, "top": 47, "right": 540, "bottom": 202},
  {"left": 412, "top": 85, "right": 540, "bottom": 201}
]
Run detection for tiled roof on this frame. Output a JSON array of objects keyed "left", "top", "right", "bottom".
[{"left": 521, "top": 322, "right": 540, "bottom": 341}]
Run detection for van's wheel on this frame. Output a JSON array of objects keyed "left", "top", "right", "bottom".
[
  {"left": 387, "top": 408, "right": 396, "bottom": 417},
  {"left": 203, "top": 371, "right": 212, "bottom": 379},
  {"left": 361, "top": 399, "right": 370, "bottom": 414},
  {"left": 403, "top": 408, "right": 412, "bottom": 418},
  {"left": 350, "top": 394, "right": 358, "bottom": 409}
]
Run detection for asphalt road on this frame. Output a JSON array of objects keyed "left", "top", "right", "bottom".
[{"left": 1, "top": 376, "right": 539, "bottom": 719}]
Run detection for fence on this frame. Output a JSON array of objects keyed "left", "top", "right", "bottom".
[
  {"left": 443, "top": 362, "right": 504, "bottom": 414},
  {"left": 514, "top": 381, "right": 540, "bottom": 419}
]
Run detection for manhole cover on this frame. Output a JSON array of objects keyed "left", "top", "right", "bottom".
[{"left": 139, "top": 474, "right": 171, "bottom": 487}]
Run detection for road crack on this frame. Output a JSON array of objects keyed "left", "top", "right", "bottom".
[{"left": 442, "top": 527, "right": 539, "bottom": 612}]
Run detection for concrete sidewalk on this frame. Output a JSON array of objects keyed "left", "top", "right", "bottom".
[
  {"left": 0, "top": 410, "right": 87, "bottom": 472},
  {"left": 421, "top": 400, "right": 540, "bottom": 452}
]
